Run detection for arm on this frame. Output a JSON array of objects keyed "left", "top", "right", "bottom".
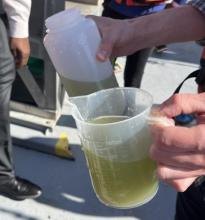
[
  {"left": 93, "top": 4, "right": 205, "bottom": 60},
  {"left": 2, "top": 0, "right": 32, "bottom": 68},
  {"left": 166, "top": 0, "right": 187, "bottom": 8},
  {"left": 130, "top": 5, "right": 205, "bottom": 51}
]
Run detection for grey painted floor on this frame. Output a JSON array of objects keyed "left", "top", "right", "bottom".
[{"left": 0, "top": 1, "right": 203, "bottom": 220}]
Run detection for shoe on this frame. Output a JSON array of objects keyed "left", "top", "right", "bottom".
[{"left": 0, "top": 176, "right": 42, "bottom": 201}]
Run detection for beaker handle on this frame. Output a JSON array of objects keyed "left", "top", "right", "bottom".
[
  {"left": 147, "top": 115, "right": 175, "bottom": 127},
  {"left": 147, "top": 105, "right": 175, "bottom": 127}
]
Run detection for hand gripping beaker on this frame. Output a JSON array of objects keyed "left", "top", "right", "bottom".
[{"left": 69, "top": 87, "right": 158, "bottom": 209}]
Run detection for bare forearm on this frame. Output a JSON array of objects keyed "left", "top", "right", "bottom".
[
  {"left": 130, "top": 5, "right": 205, "bottom": 50},
  {"left": 94, "top": 4, "right": 205, "bottom": 60}
]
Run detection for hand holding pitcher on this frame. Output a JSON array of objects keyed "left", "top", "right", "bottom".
[{"left": 149, "top": 93, "right": 205, "bottom": 192}]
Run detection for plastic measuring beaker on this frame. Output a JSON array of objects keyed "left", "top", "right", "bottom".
[{"left": 69, "top": 87, "right": 158, "bottom": 209}]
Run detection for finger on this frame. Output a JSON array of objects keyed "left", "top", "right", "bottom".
[
  {"left": 11, "top": 49, "right": 21, "bottom": 68},
  {"left": 17, "top": 51, "right": 29, "bottom": 69},
  {"left": 11, "top": 48, "right": 17, "bottom": 58},
  {"left": 196, "top": 113, "right": 205, "bottom": 124},
  {"left": 166, "top": 177, "right": 197, "bottom": 192},
  {"left": 150, "top": 125, "right": 205, "bottom": 152},
  {"left": 89, "top": 16, "right": 114, "bottom": 61},
  {"left": 150, "top": 145, "right": 205, "bottom": 170},
  {"left": 96, "top": 30, "right": 114, "bottom": 61},
  {"left": 21, "top": 54, "right": 29, "bottom": 67},
  {"left": 158, "top": 93, "right": 205, "bottom": 118},
  {"left": 156, "top": 164, "right": 205, "bottom": 180}
]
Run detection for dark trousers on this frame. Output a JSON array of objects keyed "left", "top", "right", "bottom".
[
  {"left": 0, "top": 18, "right": 16, "bottom": 181},
  {"left": 175, "top": 177, "right": 205, "bottom": 220},
  {"left": 102, "top": 6, "right": 153, "bottom": 87}
]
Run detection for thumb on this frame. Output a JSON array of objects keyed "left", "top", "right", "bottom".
[
  {"left": 168, "top": 177, "right": 197, "bottom": 192},
  {"left": 96, "top": 32, "right": 114, "bottom": 62},
  {"left": 87, "top": 15, "right": 115, "bottom": 62}
]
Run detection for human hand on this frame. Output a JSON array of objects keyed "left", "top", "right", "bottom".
[
  {"left": 89, "top": 16, "right": 136, "bottom": 61},
  {"left": 9, "top": 38, "right": 30, "bottom": 69},
  {"left": 149, "top": 93, "right": 205, "bottom": 192}
]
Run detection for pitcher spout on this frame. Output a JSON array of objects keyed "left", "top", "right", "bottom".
[
  {"left": 67, "top": 95, "right": 88, "bottom": 122},
  {"left": 68, "top": 90, "right": 109, "bottom": 122}
]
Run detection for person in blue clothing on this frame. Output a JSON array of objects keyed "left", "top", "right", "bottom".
[{"left": 102, "top": 0, "right": 187, "bottom": 88}]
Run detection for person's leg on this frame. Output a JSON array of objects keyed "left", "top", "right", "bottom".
[
  {"left": 175, "top": 176, "right": 205, "bottom": 220},
  {"left": 102, "top": 2, "right": 126, "bottom": 19},
  {"left": 0, "top": 19, "right": 42, "bottom": 200},
  {"left": 124, "top": 48, "right": 153, "bottom": 88},
  {"left": 0, "top": 19, "right": 15, "bottom": 180}
]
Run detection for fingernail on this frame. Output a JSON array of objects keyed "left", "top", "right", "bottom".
[{"left": 97, "top": 50, "right": 108, "bottom": 61}]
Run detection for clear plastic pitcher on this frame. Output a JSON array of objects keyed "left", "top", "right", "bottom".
[{"left": 69, "top": 88, "right": 158, "bottom": 209}]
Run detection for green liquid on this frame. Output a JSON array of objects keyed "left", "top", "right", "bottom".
[
  {"left": 60, "top": 75, "right": 118, "bottom": 97},
  {"left": 83, "top": 116, "right": 158, "bottom": 208},
  {"left": 88, "top": 115, "right": 129, "bottom": 124}
]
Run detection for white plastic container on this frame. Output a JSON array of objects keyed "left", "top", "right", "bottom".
[{"left": 44, "top": 9, "right": 118, "bottom": 97}]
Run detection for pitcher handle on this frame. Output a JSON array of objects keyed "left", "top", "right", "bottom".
[{"left": 147, "top": 106, "right": 175, "bottom": 127}]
